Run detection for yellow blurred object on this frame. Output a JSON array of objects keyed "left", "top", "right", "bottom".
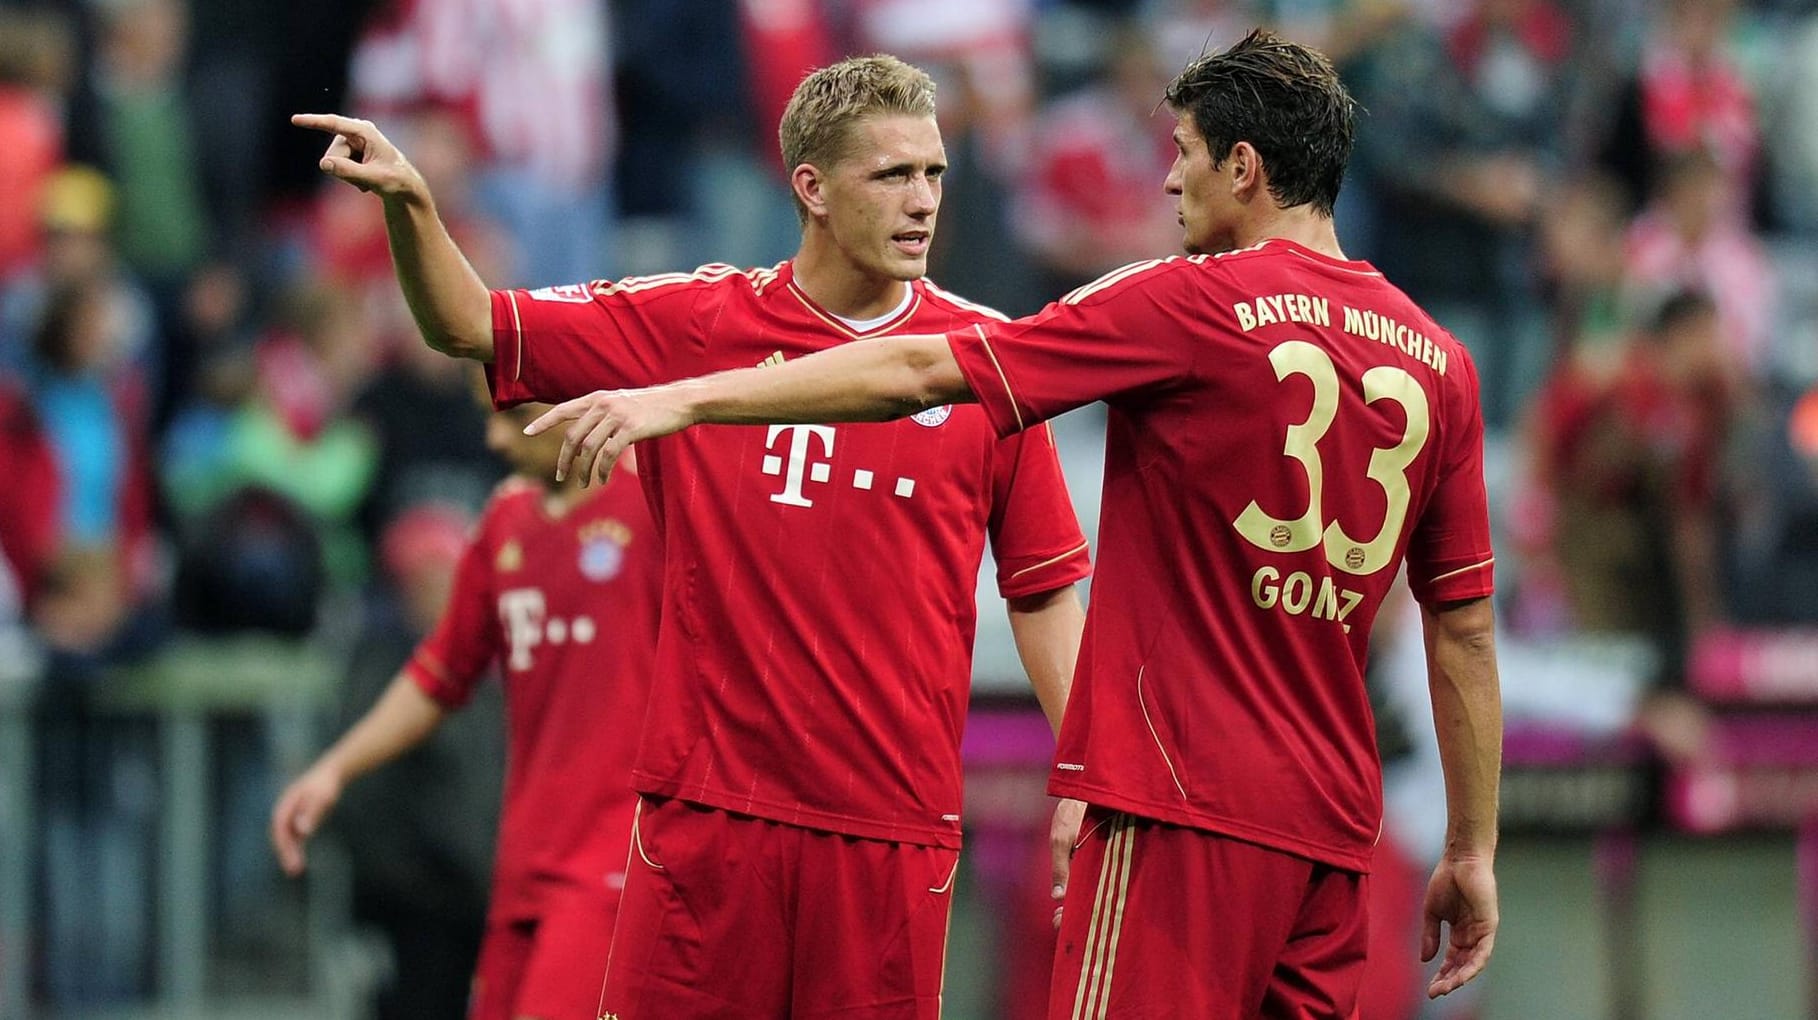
[{"left": 38, "top": 164, "right": 114, "bottom": 234}]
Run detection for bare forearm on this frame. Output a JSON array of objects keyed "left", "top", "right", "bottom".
[
  {"left": 1008, "top": 585, "right": 1085, "bottom": 734},
  {"left": 676, "top": 334, "right": 972, "bottom": 426},
  {"left": 382, "top": 192, "right": 494, "bottom": 361},
  {"left": 1423, "top": 598, "right": 1503, "bottom": 857},
  {"left": 316, "top": 674, "right": 448, "bottom": 783}
]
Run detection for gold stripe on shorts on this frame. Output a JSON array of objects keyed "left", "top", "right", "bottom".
[{"left": 1071, "top": 814, "right": 1137, "bottom": 1020}]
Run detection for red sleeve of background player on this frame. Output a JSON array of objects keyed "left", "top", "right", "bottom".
[
  {"left": 1406, "top": 343, "right": 1497, "bottom": 606},
  {"left": 486, "top": 271, "right": 715, "bottom": 407},
  {"left": 948, "top": 257, "right": 1202, "bottom": 437},
  {"left": 402, "top": 512, "right": 501, "bottom": 709},
  {"left": 985, "top": 422, "right": 1092, "bottom": 598}
]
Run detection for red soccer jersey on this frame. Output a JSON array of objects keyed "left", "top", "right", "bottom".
[
  {"left": 487, "top": 262, "right": 1091, "bottom": 848},
  {"left": 948, "top": 239, "right": 1495, "bottom": 871},
  {"left": 405, "top": 471, "right": 661, "bottom": 920}
]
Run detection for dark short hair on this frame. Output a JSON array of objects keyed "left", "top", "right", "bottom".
[{"left": 1164, "top": 28, "right": 1356, "bottom": 217}]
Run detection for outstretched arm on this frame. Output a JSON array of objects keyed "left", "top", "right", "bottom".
[
  {"left": 524, "top": 333, "right": 970, "bottom": 486},
  {"left": 292, "top": 113, "right": 494, "bottom": 360},
  {"left": 269, "top": 674, "right": 447, "bottom": 875},
  {"left": 1418, "top": 595, "right": 1502, "bottom": 998}
]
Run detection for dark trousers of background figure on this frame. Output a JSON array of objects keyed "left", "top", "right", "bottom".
[{"left": 36, "top": 669, "right": 157, "bottom": 1006}]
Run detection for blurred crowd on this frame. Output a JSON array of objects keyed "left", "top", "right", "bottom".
[{"left": 3, "top": 0, "right": 1818, "bottom": 1014}]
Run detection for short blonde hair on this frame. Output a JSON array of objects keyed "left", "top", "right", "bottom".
[{"left": 779, "top": 55, "right": 937, "bottom": 216}]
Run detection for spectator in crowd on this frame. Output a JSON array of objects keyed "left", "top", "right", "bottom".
[
  {"left": 1013, "top": 27, "right": 1183, "bottom": 297},
  {"left": 1350, "top": 0, "right": 1576, "bottom": 428},
  {"left": 1537, "top": 174, "right": 1634, "bottom": 380},
  {"left": 346, "top": 0, "right": 618, "bottom": 285},
  {"left": 1526, "top": 290, "right": 1736, "bottom": 679},
  {"left": 1, "top": 166, "right": 159, "bottom": 384},
  {"left": 161, "top": 280, "right": 379, "bottom": 585},
  {"left": 1596, "top": 0, "right": 1759, "bottom": 219},
  {"left": 1624, "top": 148, "right": 1775, "bottom": 378},
  {"left": 25, "top": 275, "right": 166, "bottom": 1010},
  {"left": 24, "top": 276, "right": 159, "bottom": 651},
  {"left": 67, "top": 0, "right": 212, "bottom": 289},
  {"left": 0, "top": 7, "right": 74, "bottom": 283}
]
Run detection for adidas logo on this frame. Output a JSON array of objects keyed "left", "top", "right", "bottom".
[{"left": 757, "top": 351, "right": 785, "bottom": 368}]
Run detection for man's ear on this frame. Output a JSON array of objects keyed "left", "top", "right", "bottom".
[
  {"left": 1227, "top": 140, "right": 1264, "bottom": 200},
  {"left": 792, "top": 163, "right": 827, "bottom": 220}
]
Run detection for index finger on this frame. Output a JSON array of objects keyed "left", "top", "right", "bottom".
[
  {"left": 524, "top": 398, "right": 586, "bottom": 436},
  {"left": 291, "top": 113, "right": 367, "bottom": 137}
]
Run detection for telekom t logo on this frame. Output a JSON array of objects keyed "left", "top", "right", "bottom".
[
  {"left": 499, "top": 588, "right": 547, "bottom": 670},
  {"left": 762, "top": 423, "right": 920, "bottom": 507},
  {"left": 763, "top": 424, "right": 836, "bottom": 507},
  {"left": 499, "top": 587, "right": 596, "bottom": 670}
]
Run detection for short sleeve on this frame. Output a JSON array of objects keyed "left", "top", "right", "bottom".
[
  {"left": 986, "top": 422, "right": 1092, "bottom": 598},
  {"left": 1406, "top": 344, "right": 1496, "bottom": 605},
  {"left": 487, "top": 276, "right": 704, "bottom": 408},
  {"left": 948, "top": 257, "right": 1201, "bottom": 437},
  {"left": 403, "top": 520, "right": 499, "bottom": 709}
]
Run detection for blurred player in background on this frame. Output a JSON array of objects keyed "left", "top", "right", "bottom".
[
  {"left": 270, "top": 392, "right": 661, "bottom": 1020},
  {"left": 295, "top": 53, "right": 1089, "bottom": 1020},
  {"left": 528, "top": 30, "right": 1503, "bottom": 1020}
]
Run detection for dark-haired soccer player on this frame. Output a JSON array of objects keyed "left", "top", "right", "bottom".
[
  {"left": 530, "top": 30, "right": 1503, "bottom": 1020},
  {"left": 294, "top": 53, "right": 1089, "bottom": 1020},
  {"left": 272, "top": 398, "right": 661, "bottom": 1020}
]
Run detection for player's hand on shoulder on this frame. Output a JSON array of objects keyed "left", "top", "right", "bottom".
[
  {"left": 290, "top": 113, "right": 427, "bottom": 200},
  {"left": 269, "top": 761, "right": 346, "bottom": 877}
]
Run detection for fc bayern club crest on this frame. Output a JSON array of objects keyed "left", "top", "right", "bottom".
[
  {"left": 579, "top": 537, "right": 624, "bottom": 581},
  {"left": 577, "top": 519, "right": 630, "bottom": 581},
  {"left": 911, "top": 405, "right": 953, "bottom": 428}
]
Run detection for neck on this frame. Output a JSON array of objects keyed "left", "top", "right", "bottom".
[
  {"left": 793, "top": 231, "right": 912, "bottom": 320},
  {"left": 1232, "top": 206, "right": 1347, "bottom": 261},
  {"left": 540, "top": 446, "right": 636, "bottom": 512},
  {"left": 541, "top": 474, "right": 587, "bottom": 514}
]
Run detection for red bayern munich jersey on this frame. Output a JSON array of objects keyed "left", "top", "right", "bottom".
[
  {"left": 405, "top": 472, "right": 661, "bottom": 920},
  {"left": 948, "top": 239, "right": 1495, "bottom": 871},
  {"left": 487, "top": 263, "right": 1091, "bottom": 848}
]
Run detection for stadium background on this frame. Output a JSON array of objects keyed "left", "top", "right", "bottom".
[{"left": 2, "top": 0, "right": 1817, "bottom": 1016}]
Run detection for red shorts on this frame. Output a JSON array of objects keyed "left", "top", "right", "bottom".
[
  {"left": 1049, "top": 809, "right": 1367, "bottom": 1020},
  {"left": 599, "top": 796, "right": 959, "bottom": 1020},
  {"left": 469, "top": 889, "right": 619, "bottom": 1020}
]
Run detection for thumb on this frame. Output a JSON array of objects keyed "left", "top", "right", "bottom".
[
  {"left": 293, "top": 798, "right": 323, "bottom": 838},
  {"left": 318, "top": 157, "right": 374, "bottom": 192},
  {"left": 1420, "top": 912, "right": 1441, "bottom": 963}
]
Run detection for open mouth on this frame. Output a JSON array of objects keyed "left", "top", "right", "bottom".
[{"left": 892, "top": 230, "right": 930, "bottom": 256}]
